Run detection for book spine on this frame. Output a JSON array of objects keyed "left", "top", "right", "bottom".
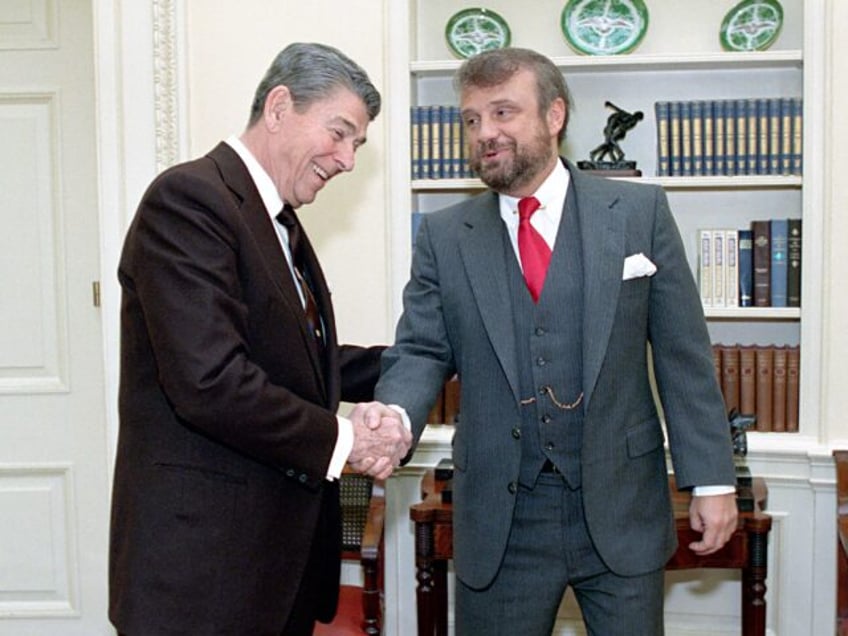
[
  {"left": 739, "top": 345, "right": 757, "bottom": 415},
  {"left": 702, "top": 101, "right": 715, "bottom": 176},
  {"left": 734, "top": 99, "right": 748, "bottom": 175},
  {"left": 785, "top": 345, "right": 800, "bottom": 432},
  {"left": 698, "top": 229, "right": 713, "bottom": 307},
  {"left": 791, "top": 97, "right": 803, "bottom": 175},
  {"left": 691, "top": 100, "right": 704, "bottom": 176},
  {"left": 725, "top": 229, "right": 739, "bottom": 307},
  {"left": 748, "top": 98, "right": 759, "bottom": 175},
  {"left": 669, "top": 101, "right": 682, "bottom": 176},
  {"left": 771, "top": 345, "right": 788, "bottom": 432},
  {"left": 770, "top": 218, "right": 789, "bottom": 307},
  {"left": 757, "top": 98, "right": 769, "bottom": 175},
  {"left": 420, "top": 105, "right": 432, "bottom": 179},
  {"left": 780, "top": 97, "right": 793, "bottom": 175},
  {"left": 720, "top": 344, "right": 741, "bottom": 414},
  {"left": 768, "top": 98, "right": 781, "bottom": 175},
  {"left": 725, "top": 100, "right": 738, "bottom": 175},
  {"left": 410, "top": 106, "right": 421, "bottom": 180},
  {"left": 680, "top": 101, "right": 692, "bottom": 177},
  {"left": 440, "top": 105, "right": 452, "bottom": 181},
  {"left": 787, "top": 218, "right": 802, "bottom": 307},
  {"left": 738, "top": 229, "right": 754, "bottom": 307},
  {"left": 712, "top": 229, "right": 726, "bottom": 308},
  {"left": 430, "top": 105, "right": 443, "bottom": 179},
  {"left": 752, "top": 220, "right": 771, "bottom": 307},
  {"left": 755, "top": 345, "right": 774, "bottom": 431},
  {"left": 713, "top": 100, "right": 726, "bottom": 176},
  {"left": 655, "top": 101, "right": 670, "bottom": 176}
]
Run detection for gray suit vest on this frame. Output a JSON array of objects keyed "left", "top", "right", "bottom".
[{"left": 507, "top": 188, "right": 585, "bottom": 488}]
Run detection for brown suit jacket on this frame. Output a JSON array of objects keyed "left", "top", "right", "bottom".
[{"left": 109, "top": 142, "right": 382, "bottom": 634}]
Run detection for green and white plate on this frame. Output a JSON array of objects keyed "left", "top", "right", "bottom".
[
  {"left": 720, "top": 0, "right": 783, "bottom": 52},
  {"left": 561, "top": 0, "right": 649, "bottom": 56},
  {"left": 445, "top": 8, "right": 511, "bottom": 59}
]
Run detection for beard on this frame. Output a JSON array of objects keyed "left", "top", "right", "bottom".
[{"left": 469, "top": 128, "right": 555, "bottom": 193}]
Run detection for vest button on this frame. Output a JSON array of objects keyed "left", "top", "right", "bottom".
[
  {"left": 545, "top": 441, "right": 555, "bottom": 451},
  {"left": 541, "top": 414, "right": 552, "bottom": 424},
  {"left": 511, "top": 427, "right": 521, "bottom": 439},
  {"left": 536, "top": 356, "right": 547, "bottom": 366},
  {"left": 507, "top": 481, "right": 517, "bottom": 494},
  {"left": 535, "top": 327, "right": 546, "bottom": 336}
]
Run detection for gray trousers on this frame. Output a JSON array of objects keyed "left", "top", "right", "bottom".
[{"left": 455, "top": 472, "right": 665, "bottom": 636}]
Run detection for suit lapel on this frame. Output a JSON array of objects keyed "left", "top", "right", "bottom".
[
  {"left": 458, "top": 193, "right": 522, "bottom": 403},
  {"left": 567, "top": 163, "right": 626, "bottom": 413},
  {"left": 207, "top": 143, "right": 330, "bottom": 401}
]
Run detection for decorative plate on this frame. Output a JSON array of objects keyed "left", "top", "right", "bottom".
[
  {"left": 720, "top": 0, "right": 783, "bottom": 52},
  {"left": 561, "top": 0, "right": 649, "bottom": 56},
  {"left": 445, "top": 8, "right": 511, "bottom": 59}
]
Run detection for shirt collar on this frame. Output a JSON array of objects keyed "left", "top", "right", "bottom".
[
  {"left": 498, "top": 159, "right": 570, "bottom": 229},
  {"left": 225, "top": 135, "right": 284, "bottom": 223}
]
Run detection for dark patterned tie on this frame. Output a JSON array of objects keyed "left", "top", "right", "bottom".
[
  {"left": 517, "top": 196, "right": 551, "bottom": 303},
  {"left": 276, "top": 205, "right": 325, "bottom": 352}
]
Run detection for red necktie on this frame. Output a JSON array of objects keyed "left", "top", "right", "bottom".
[{"left": 517, "top": 196, "right": 550, "bottom": 302}]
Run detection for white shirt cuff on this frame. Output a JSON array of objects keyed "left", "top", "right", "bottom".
[
  {"left": 327, "top": 415, "right": 353, "bottom": 481},
  {"left": 692, "top": 485, "right": 736, "bottom": 497},
  {"left": 387, "top": 404, "right": 412, "bottom": 431}
]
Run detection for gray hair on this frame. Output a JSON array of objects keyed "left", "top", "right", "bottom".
[
  {"left": 248, "top": 42, "right": 381, "bottom": 126},
  {"left": 454, "top": 47, "right": 572, "bottom": 144}
]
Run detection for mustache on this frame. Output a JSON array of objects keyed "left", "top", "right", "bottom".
[{"left": 476, "top": 139, "right": 514, "bottom": 154}]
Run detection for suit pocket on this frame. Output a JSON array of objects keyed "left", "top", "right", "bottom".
[{"left": 625, "top": 417, "right": 664, "bottom": 458}]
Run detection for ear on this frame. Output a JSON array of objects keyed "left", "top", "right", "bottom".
[
  {"left": 547, "top": 97, "right": 566, "bottom": 140},
  {"left": 264, "top": 85, "right": 292, "bottom": 131}
]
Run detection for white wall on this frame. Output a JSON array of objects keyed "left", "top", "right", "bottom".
[{"left": 184, "top": 0, "right": 392, "bottom": 346}]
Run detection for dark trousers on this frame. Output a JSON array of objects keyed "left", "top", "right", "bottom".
[{"left": 455, "top": 472, "right": 665, "bottom": 636}]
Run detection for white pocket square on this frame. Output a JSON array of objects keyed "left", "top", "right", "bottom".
[{"left": 622, "top": 253, "right": 657, "bottom": 280}]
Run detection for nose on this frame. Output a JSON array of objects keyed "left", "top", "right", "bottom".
[
  {"left": 336, "top": 141, "right": 356, "bottom": 172},
  {"left": 475, "top": 114, "right": 498, "bottom": 142}
]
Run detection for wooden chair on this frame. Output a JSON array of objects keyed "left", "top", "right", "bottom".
[
  {"left": 835, "top": 450, "right": 848, "bottom": 635},
  {"left": 314, "top": 472, "right": 385, "bottom": 636}
]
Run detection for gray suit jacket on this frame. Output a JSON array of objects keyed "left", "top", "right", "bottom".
[{"left": 376, "top": 160, "right": 736, "bottom": 589}]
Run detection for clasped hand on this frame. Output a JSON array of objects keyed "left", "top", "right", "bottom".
[{"left": 347, "top": 401, "right": 413, "bottom": 480}]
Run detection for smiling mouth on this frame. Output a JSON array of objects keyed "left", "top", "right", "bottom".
[{"left": 312, "top": 163, "right": 330, "bottom": 180}]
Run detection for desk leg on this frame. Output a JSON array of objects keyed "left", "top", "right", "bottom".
[
  {"left": 742, "top": 529, "right": 768, "bottom": 636},
  {"left": 415, "top": 521, "right": 436, "bottom": 636},
  {"left": 433, "top": 559, "right": 448, "bottom": 636}
]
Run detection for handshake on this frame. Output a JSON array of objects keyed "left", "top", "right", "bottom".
[{"left": 347, "top": 401, "right": 413, "bottom": 480}]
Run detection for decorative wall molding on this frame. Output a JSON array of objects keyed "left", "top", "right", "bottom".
[{"left": 151, "top": 0, "right": 183, "bottom": 171}]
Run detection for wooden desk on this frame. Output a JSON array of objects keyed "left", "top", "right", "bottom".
[
  {"left": 410, "top": 471, "right": 772, "bottom": 636},
  {"left": 835, "top": 450, "right": 848, "bottom": 635}
]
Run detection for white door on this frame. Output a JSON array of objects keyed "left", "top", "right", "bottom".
[{"left": 0, "top": 1, "right": 111, "bottom": 634}]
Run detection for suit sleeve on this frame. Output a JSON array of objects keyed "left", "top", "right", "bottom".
[{"left": 644, "top": 187, "right": 736, "bottom": 489}]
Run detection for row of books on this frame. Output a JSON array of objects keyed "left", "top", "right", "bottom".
[
  {"left": 712, "top": 343, "right": 800, "bottom": 433},
  {"left": 410, "top": 105, "right": 475, "bottom": 180},
  {"left": 655, "top": 97, "right": 803, "bottom": 177},
  {"left": 698, "top": 218, "right": 801, "bottom": 308}
]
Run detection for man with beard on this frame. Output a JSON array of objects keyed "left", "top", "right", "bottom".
[{"left": 375, "top": 48, "right": 738, "bottom": 634}]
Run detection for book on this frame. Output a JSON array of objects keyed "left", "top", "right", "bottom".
[
  {"left": 738, "top": 229, "right": 753, "bottom": 307},
  {"left": 712, "top": 230, "right": 725, "bottom": 307},
  {"left": 748, "top": 98, "right": 760, "bottom": 175},
  {"left": 735, "top": 99, "right": 748, "bottom": 175},
  {"left": 703, "top": 101, "right": 715, "bottom": 175},
  {"left": 410, "top": 106, "right": 422, "bottom": 180},
  {"left": 787, "top": 218, "right": 802, "bottom": 307},
  {"left": 430, "top": 105, "right": 443, "bottom": 179},
  {"left": 449, "top": 106, "right": 463, "bottom": 179},
  {"left": 713, "top": 100, "right": 727, "bottom": 175},
  {"left": 771, "top": 346, "right": 788, "bottom": 431},
  {"left": 770, "top": 218, "right": 789, "bottom": 307},
  {"left": 768, "top": 98, "right": 781, "bottom": 175},
  {"left": 691, "top": 100, "right": 704, "bottom": 176},
  {"left": 655, "top": 101, "right": 670, "bottom": 176},
  {"left": 785, "top": 345, "right": 800, "bottom": 432},
  {"left": 791, "top": 97, "right": 803, "bottom": 175},
  {"left": 698, "top": 229, "right": 713, "bottom": 307},
  {"left": 739, "top": 345, "right": 757, "bottom": 415},
  {"left": 757, "top": 98, "right": 769, "bottom": 175},
  {"left": 725, "top": 229, "right": 739, "bottom": 307},
  {"left": 755, "top": 345, "right": 774, "bottom": 431},
  {"left": 680, "top": 101, "right": 693, "bottom": 176},
  {"left": 669, "top": 101, "right": 682, "bottom": 176},
  {"left": 720, "top": 344, "right": 740, "bottom": 414},
  {"left": 420, "top": 105, "right": 432, "bottom": 179},
  {"left": 751, "top": 220, "right": 771, "bottom": 307}
]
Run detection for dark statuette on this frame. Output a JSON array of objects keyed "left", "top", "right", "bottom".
[{"left": 577, "top": 101, "right": 644, "bottom": 176}]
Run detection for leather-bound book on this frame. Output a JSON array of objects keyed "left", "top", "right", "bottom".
[
  {"left": 755, "top": 345, "right": 774, "bottom": 432},
  {"left": 739, "top": 345, "right": 757, "bottom": 416},
  {"left": 771, "top": 346, "right": 788, "bottom": 432},
  {"left": 786, "top": 345, "right": 801, "bottom": 432},
  {"left": 720, "top": 344, "right": 740, "bottom": 414}
]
